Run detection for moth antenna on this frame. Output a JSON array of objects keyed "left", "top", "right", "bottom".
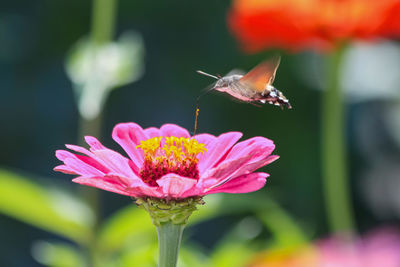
[{"left": 196, "top": 70, "right": 219, "bottom": 80}]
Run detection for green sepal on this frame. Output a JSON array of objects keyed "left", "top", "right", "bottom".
[{"left": 136, "top": 197, "right": 204, "bottom": 227}]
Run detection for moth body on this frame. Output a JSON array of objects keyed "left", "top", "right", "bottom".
[{"left": 197, "top": 56, "right": 292, "bottom": 109}]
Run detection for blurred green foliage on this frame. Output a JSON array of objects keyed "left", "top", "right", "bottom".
[
  {"left": 0, "top": 169, "right": 306, "bottom": 266},
  {"left": 0, "top": 170, "right": 92, "bottom": 244}
]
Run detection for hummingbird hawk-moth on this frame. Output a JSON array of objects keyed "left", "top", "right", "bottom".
[{"left": 197, "top": 56, "right": 292, "bottom": 109}]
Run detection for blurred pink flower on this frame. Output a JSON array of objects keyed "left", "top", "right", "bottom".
[
  {"left": 246, "top": 229, "right": 400, "bottom": 267},
  {"left": 319, "top": 229, "right": 400, "bottom": 267},
  {"left": 54, "top": 122, "right": 278, "bottom": 199}
]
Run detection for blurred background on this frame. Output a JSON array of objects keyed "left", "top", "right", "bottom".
[{"left": 1, "top": 0, "right": 400, "bottom": 266}]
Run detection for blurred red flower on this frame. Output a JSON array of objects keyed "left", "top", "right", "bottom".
[{"left": 228, "top": 0, "right": 400, "bottom": 52}]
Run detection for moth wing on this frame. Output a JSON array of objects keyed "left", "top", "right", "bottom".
[
  {"left": 239, "top": 56, "right": 281, "bottom": 93},
  {"left": 225, "top": 69, "right": 246, "bottom": 77}
]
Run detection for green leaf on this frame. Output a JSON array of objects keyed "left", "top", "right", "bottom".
[
  {"left": 257, "top": 210, "right": 307, "bottom": 247},
  {"left": 211, "top": 241, "right": 254, "bottom": 267},
  {"left": 210, "top": 193, "right": 308, "bottom": 245},
  {"left": 209, "top": 217, "right": 261, "bottom": 267},
  {"left": 0, "top": 169, "right": 93, "bottom": 244},
  {"left": 120, "top": 242, "right": 158, "bottom": 267},
  {"left": 97, "top": 205, "right": 155, "bottom": 253},
  {"left": 32, "top": 241, "right": 86, "bottom": 267},
  {"left": 179, "top": 246, "right": 211, "bottom": 267}
]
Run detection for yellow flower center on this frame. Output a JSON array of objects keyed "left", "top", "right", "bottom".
[{"left": 136, "top": 137, "right": 207, "bottom": 186}]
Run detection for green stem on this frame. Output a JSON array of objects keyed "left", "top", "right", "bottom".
[
  {"left": 156, "top": 223, "right": 185, "bottom": 267},
  {"left": 78, "top": 111, "right": 104, "bottom": 142},
  {"left": 91, "top": 0, "right": 117, "bottom": 45},
  {"left": 80, "top": 0, "right": 118, "bottom": 210},
  {"left": 77, "top": 0, "right": 118, "bottom": 266},
  {"left": 77, "top": 115, "right": 103, "bottom": 226},
  {"left": 321, "top": 45, "right": 355, "bottom": 233}
]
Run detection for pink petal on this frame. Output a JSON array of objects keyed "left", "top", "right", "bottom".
[
  {"left": 125, "top": 184, "right": 163, "bottom": 198},
  {"left": 200, "top": 155, "right": 279, "bottom": 191},
  {"left": 55, "top": 150, "right": 75, "bottom": 161},
  {"left": 55, "top": 150, "right": 108, "bottom": 175},
  {"left": 72, "top": 176, "right": 132, "bottom": 196},
  {"left": 66, "top": 144, "right": 92, "bottom": 156},
  {"left": 160, "top": 124, "right": 190, "bottom": 138},
  {"left": 144, "top": 127, "right": 161, "bottom": 138},
  {"left": 104, "top": 173, "right": 132, "bottom": 187},
  {"left": 198, "top": 132, "right": 243, "bottom": 173},
  {"left": 64, "top": 157, "right": 105, "bottom": 176},
  {"left": 64, "top": 145, "right": 110, "bottom": 173},
  {"left": 204, "top": 172, "right": 268, "bottom": 195},
  {"left": 179, "top": 178, "right": 219, "bottom": 198},
  {"left": 225, "top": 136, "right": 275, "bottom": 162},
  {"left": 104, "top": 172, "right": 152, "bottom": 191},
  {"left": 82, "top": 172, "right": 158, "bottom": 198},
  {"left": 112, "top": 123, "right": 147, "bottom": 168},
  {"left": 193, "top": 133, "right": 217, "bottom": 147},
  {"left": 200, "top": 155, "right": 278, "bottom": 191},
  {"left": 85, "top": 136, "right": 106, "bottom": 150},
  {"left": 156, "top": 173, "right": 198, "bottom": 198},
  {"left": 206, "top": 155, "right": 279, "bottom": 188},
  {"left": 200, "top": 155, "right": 254, "bottom": 181},
  {"left": 92, "top": 149, "right": 140, "bottom": 179},
  {"left": 223, "top": 155, "right": 279, "bottom": 182},
  {"left": 54, "top": 165, "right": 76, "bottom": 174}
]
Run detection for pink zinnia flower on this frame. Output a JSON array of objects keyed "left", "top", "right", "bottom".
[{"left": 54, "top": 122, "right": 278, "bottom": 199}]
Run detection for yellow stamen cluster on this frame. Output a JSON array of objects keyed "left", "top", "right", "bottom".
[
  {"left": 137, "top": 137, "right": 163, "bottom": 157},
  {"left": 136, "top": 136, "right": 207, "bottom": 186},
  {"left": 137, "top": 136, "right": 207, "bottom": 163}
]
